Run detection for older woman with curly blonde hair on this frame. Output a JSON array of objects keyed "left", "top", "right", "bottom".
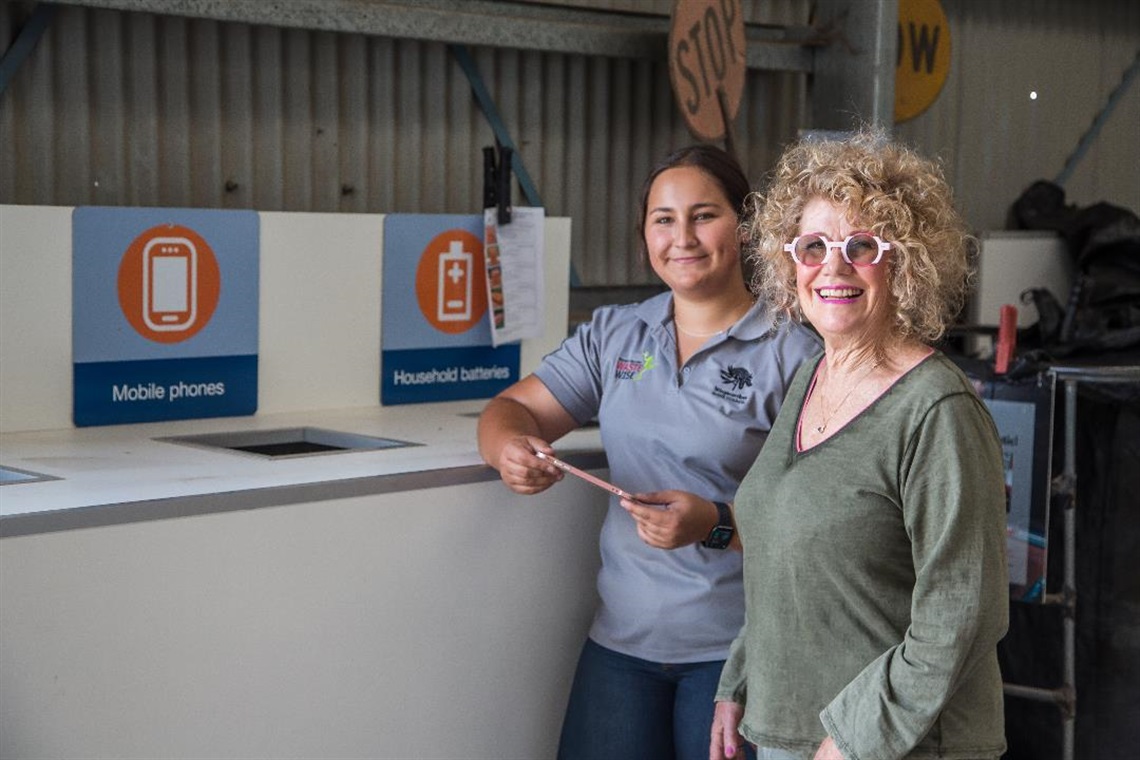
[
  {"left": 701, "top": 129, "right": 1010, "bottom": 760},
  {"left": 747, "top": 129, "right": 975, "bottom": 351}
]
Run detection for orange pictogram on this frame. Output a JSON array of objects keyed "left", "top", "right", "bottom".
[
  {"left": 414, "top": 229, "right": 487, "bottom": 334},
  {"left": 117, "top": 224, "right": 220, "bottom": 343}
]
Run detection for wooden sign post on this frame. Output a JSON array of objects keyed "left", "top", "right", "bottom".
[{"left": 668, "top": 0, "right": 746, "bottom": 154}]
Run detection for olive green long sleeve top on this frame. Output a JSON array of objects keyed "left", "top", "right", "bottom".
[{"left": 717, "top": 352, "right": 1009, "bottom": 759}]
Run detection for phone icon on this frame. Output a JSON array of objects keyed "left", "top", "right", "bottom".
[
  {"left": 142, "top": 237, "right": 198, "bottom": 332},
  {"left": 438, "top": 240, "right": 472, "bottom": 322}
]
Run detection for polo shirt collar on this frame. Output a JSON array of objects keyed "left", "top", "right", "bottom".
[{"left": 635, "top": 291, "right": 777, "bottom": 341}]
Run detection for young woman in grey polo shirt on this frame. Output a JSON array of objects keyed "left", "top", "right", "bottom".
[{"left": 478, "top": 145, "right": 819, "bottom": 760}]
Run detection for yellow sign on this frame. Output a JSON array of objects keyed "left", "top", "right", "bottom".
[
  {"left": 895, "top": 0, "right": 950, "bottom": 122},
  {"left": 668, "top": 0, "right": 746, "bottom": 141}
]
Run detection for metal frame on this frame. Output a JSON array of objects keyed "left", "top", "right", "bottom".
[
  {"left": 34, "top": 0, "right": 814, "bottom": 71},
  {"left": 1002, "top": 364, "right": 1140, "bottom": 760}
]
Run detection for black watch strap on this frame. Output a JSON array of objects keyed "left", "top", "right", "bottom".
[{"left": 701, "top": 501, "right": 734, "bottom": 550}]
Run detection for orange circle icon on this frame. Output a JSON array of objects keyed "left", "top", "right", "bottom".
[
  {"left": 895, "top": 0, "right": 951, "bottom": 122},
  {"left": 117, "top": 224, "right": 221, "bottom": 344},
  {"left": 414, "top": 229, "right": 487, "bottom": 334}
]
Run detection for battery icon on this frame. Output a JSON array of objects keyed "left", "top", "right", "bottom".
[{"left": 438, "top": 240, "right": 473, "bottom": 322}]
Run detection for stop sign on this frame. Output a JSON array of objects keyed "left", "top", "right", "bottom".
[{"left": 668, "top": 0, "right": 747, "bottom": 141}]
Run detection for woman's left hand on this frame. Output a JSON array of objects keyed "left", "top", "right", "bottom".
[
  {"left": 812, "top": 736, "right": 845, "bottom": 760},
  {"left": 710, "top": 700, "right": 749, "bottom": 759},
  {"left": 619, "top": 490, "right": 717, "bottom": 549}
]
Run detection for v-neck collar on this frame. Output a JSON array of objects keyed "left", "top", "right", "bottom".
[{"left": 794, "top": 351, "right": 938, "bottom": 453}]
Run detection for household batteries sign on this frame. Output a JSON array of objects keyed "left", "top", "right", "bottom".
[
  {"left": 381, "top": 215, "right": 519, "bottom": 405},
  {"left": 72, "top": 207, "right": 259, "bottom": 426}
]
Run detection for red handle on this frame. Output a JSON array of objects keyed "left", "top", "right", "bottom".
[{"left": 995, "top": 304, "right": 1017, "bottom": 374}]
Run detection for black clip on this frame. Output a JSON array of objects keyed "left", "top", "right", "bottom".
[{"left": 482, "top": 143, "right": 512, "bottom": 225}]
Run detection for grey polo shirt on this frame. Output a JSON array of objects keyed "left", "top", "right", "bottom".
[{"left": 534, "top": 291, "right": 820, "bottom": 663}]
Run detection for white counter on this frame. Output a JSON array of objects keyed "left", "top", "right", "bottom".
[
  {"left": 0, "top": 204, "right": 604, "bottom": 757},
  {"left": 0, "top": 404, "right": 610, "bottom": 759},
  {"left": 0, "top": 400, "right": 605, "bottom": 535}
]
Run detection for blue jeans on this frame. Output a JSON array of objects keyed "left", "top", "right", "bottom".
[{"left": 557, "top": 638, "right": 756, "bottom": 760}]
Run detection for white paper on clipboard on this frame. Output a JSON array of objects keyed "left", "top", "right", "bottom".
[{"left": 483, "top": 206, "right": 545, "bottom": 347}]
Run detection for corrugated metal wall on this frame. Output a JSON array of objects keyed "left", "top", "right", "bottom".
[
  {"left": 0, "top": 0, "right": 808, "bottom": 288},
  {"left": 893, "top": 0, "right": 1140, "bottom": 231},
  {"left": 3, "top": 0, "right": 1137, "bottom": 286}
]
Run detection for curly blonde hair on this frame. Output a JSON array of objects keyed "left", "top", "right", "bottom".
[{"left": 745, "top": 128, "right": 975, "bottom": 345}]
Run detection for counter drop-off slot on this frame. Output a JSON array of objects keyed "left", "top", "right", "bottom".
[
  {"left": 0, "top": 465, "right": 59, "bottom": 485},
  {"left": 155, "top": 427, "right": 419, "bottom": 459}
]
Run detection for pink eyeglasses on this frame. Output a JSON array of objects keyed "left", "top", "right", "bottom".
[{"left": 784, "top": 232, "right": 891, "bottom": 267}]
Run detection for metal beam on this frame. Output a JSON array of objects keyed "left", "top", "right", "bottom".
[
  {"left": 41, "top": 0, "right": 813, "bottom": 72},
  {"left": 808, "top": 0, "right": 897, "bottom": 131},
  {"left": 0, "top": 3, "right": 58, "bottom": 97},
  {"left": 448, "top": 44, "right": 542, "bottom": 209},
  {"left": 1055, "top": 47, "right": 1140, "bottom": 188}
]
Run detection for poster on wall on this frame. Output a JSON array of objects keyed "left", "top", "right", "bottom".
[
  {"left": 72, "top": 207, "right": 259, "bottom": 427},
  {"left": 973, "top": 373, "right": 1055, "bottom": 603},
  {"left": 381, "top": 214, "right": 519, "bottom": 405}
]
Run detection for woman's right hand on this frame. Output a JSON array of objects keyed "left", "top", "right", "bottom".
[
  {"left": 710, "top": 700, "right": 748, "bottom": 759},
  {"left": 494, "top": 436, "right": 563, "bottom": 495},
  {"left": 477, "top": 378, "right": 581, "bottom": 492}
]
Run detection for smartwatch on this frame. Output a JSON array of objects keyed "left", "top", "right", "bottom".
[{"left": 701, "top": 501, "right": 735, "bottom": 550}]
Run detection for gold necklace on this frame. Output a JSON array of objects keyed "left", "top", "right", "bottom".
[
  {"left": 814, "top": 362, "right": 879, "bottom": 434},
  {"left": 674, "top": 321, "right": 727, "bottom": 338},
  {"left": 674, "top": 299, "right": 754, "bottom": 339}
]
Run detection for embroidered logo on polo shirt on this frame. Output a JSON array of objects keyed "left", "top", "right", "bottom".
[
  {"left": 614, "top": 352, "right": 656, "bottom": 380},
  {"left": 713, "top": 365, "right": 753, "bottom": 403}
]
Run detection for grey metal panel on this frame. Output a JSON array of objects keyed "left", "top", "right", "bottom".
[
  {"left": 3, "top": 0, "right": 1133, "bottom": 297},
  {"left": 893, "top": 0, "right": 1140, "bottom": 232},
  {"left": 156, "top": 15, "right": 192, "bottom": 204},
  {"left": 0, "top": 1, "right": 807, "bottom": 288}
]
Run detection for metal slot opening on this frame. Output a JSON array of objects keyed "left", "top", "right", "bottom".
[
  {"left": 0, "top": 466, "right": 59, "bottom": 486},
  {"left": 156, "top": 427, "right": 418, "bottom": 459}
]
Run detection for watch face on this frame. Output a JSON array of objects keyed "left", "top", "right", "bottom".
[{"left": 704, "top": 525, "right": 734, "bottom": 549}]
